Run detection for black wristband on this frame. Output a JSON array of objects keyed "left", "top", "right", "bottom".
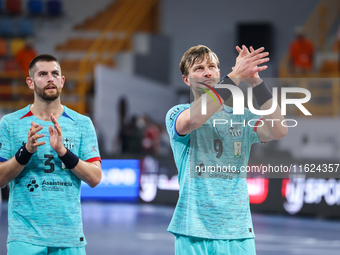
[
  {"left": 214, "top": 76, "right": 236, "bottom": 102},
  {"left": 58, "top": 149, "right": 79, "bottom": 169},
  {"left": 15, "top": 143, "right": 33, "bottom": 165},
  {"left": 252, "top": 81, "right": 273, "bottom": 107}
]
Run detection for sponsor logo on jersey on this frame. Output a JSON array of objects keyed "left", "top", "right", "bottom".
[
  {"left": 234, "top": 141, "right": 242, "bottom": 158},
  {"left": 26, "top": 178, "right": 73, "bottom": 192},
  {"left": 27, "top": 179, "right": 39, "bottom": 192},
  {"left": 42, "top": 179, "right": 73, "bottom": 192}
]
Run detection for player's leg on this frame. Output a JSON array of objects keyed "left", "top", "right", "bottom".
[
  {"left": 174, "top": 234, "right": 210, "bottom": 255},
  {"left": 48, "top": 246, "right": 86, "bottom": 255},
  {"left": 7, "top": 241, "right": 48, "bottom": 255},
  {"left": 175, "top": 235, "right": 256, "bottom": 255},
  {"left": 228, "top": 238, "right": 256, "bottom": 255}
]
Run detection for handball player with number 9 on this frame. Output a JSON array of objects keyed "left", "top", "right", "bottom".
[
  {"left": 0, "top": 54, "right": 101, "bottom": 255},
  {"left": 165, "top": 45, "right": 288, "bottom": 254}
]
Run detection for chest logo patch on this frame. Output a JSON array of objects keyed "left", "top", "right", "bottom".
[
  {"left": 63, "top": 138, "right": 75, "bottom": 150},
  {"left": 229, "top": 124, "right": 242, "bottom": 137},
  {"left": 234, "top": 142, "right": 242, "bottom": 158}
]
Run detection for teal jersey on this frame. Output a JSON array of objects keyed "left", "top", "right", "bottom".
[
  {"left": 165, "top": 104, "right": 262, "bottom": 240},
  {"left": 0, "top": 105, "right": 101, "bottom": 247}
]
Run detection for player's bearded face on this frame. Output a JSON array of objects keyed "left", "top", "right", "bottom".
[
  {"left": 187, "top": 56, "right": 220, "bottom": 92},
  {"left": 30, "top": 61, "right": 64, "bottom": 102},
  {"left": 34, "top": 81, "right": 62, "bottom": 101}
]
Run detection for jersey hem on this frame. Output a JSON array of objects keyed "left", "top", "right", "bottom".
[
  {"left": 168, "top": 229, "right": 255, "bottom": 240},
  {"left": 7, "top": 239, "right": 87, "bottom": 248}
]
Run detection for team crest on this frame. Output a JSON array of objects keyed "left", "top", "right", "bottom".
[
  {"left": 63, "top": 138, "right": 75, "bottom": 150},
  {"left": 229, "top": 125, "right": 242, "bottom": 137}
]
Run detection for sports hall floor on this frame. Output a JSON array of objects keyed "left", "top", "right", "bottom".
[{"left": 1, "top": 202, "right": 340, "bottom": 255}]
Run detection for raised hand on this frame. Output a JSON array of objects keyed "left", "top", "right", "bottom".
[
  {"left": 26, "top": 121, "right": 46, "bottom": 153},
  {"left": 231, "top": 45, "right": 269, "bottom": 86},
  {"left": 49, "top": 114, "right": 66, "bottom": 156},
  {"left": 236, "top": 46, "right": 261, "bottom": 78}
]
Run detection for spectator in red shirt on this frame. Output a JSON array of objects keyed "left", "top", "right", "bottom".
[
  {"left": 289, "top": 27, "right": 314, "bottom": 74},
  {"left": 15, "top": 40, "right": 38, "bottom": 76}
]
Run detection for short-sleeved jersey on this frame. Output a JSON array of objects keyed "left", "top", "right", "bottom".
[
  {"left": 165, "top": 104, "right": 262, "bottom": 240},
  {"left": 0, "top": 105, "right": 101, "bottom": 247}
]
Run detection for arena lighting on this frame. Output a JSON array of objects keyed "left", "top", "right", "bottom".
[
  {"left": 247, "top": 178, "right": 269, "bottom": 204},
  {"left": 282, "top": 177, "right": 340, "bottom": 214},
  {"left": 81, "top": 159, "right": 140, "bottom": 201}
]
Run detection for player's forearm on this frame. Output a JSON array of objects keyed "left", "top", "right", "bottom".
[
  {"left": 177, "top": 93, "right": 223, "bottom": 135},
  {"left": 0, "top": 158, "right": 25, "bottom": 188},
  {"left": 71, "top": 160, "right": 101, "bottom": 188},
  {"left": 261, "top": 99, "right": 288, "bottom": 140},
  {"left": 226, "top": 71, "right": 241, "bottom": 86},
  {"left": 189, "top": 92, "right": 224, "bottom": 130}
]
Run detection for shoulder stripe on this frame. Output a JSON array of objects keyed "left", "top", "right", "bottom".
[
  {"left": 173, "top": 109, "right": 186, "bottom": 137},
  {"left": 253, "top": 118, "right": 264, "bottom": 132},
  {"left": 20, "top": 111, "right": 33, "bottom": 119},
  {"left": 0, "top": 157, "right": 8, "bottom": 162},
  {"left": 86, "top": 157, "right": 101, "bottom": 163},
  {"left": 62, "top": 112, "right": 74, "bottom": 121}
]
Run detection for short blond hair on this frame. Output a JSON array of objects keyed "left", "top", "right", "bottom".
[{"left": 179, "top": 45, "right": 220, "bottom": 77}]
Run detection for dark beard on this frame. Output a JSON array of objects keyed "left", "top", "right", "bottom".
[{"left": 34, "top": 82, "right": 61, "bottom": 101}]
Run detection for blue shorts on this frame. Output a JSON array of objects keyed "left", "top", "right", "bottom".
[
  {"left": 174, "top": 235, "right": 256, "bottom": 255},
  {"left": 7, "top": 241, "right": 86, "bottom": 255}
]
